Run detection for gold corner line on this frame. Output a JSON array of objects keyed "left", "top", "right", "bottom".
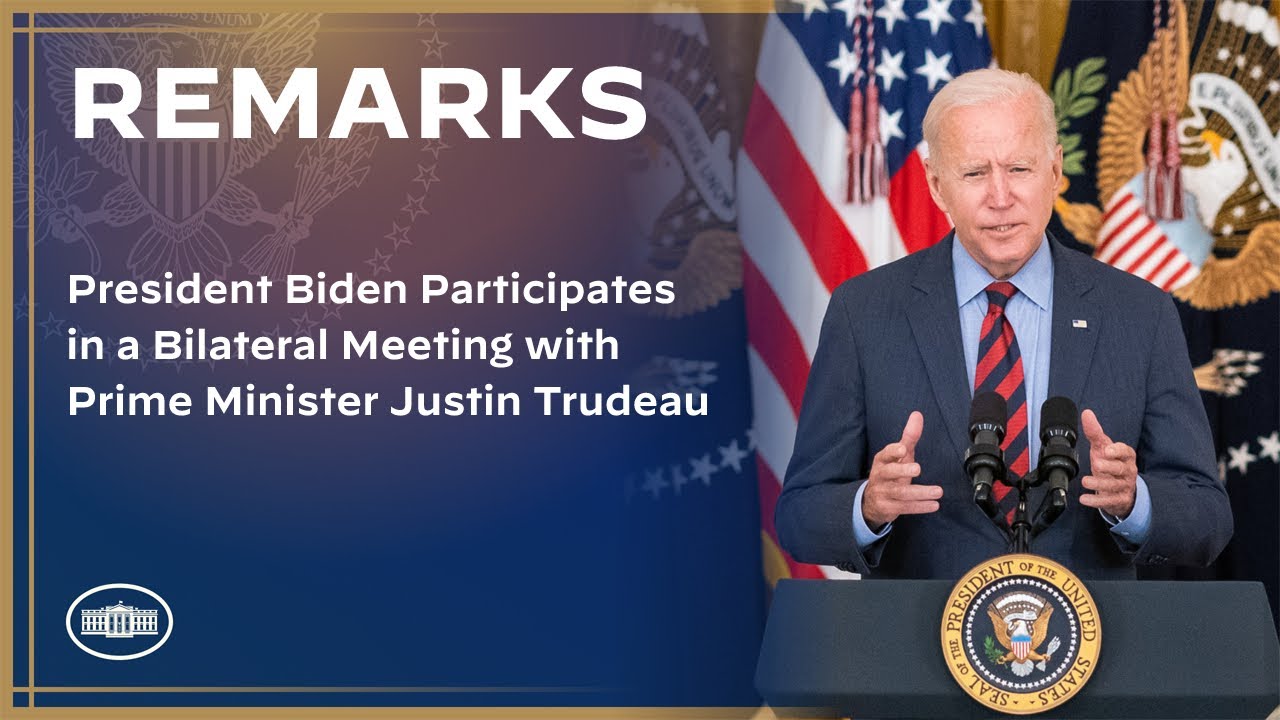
[
  {"left": 0, "top": 1, "right": 775, "bottom": 12},
  {"left": 0, "top": 707, "right": 765, "bottom": 719},
  {"left": 17, "top": 687, "right": 602, "bottom": 693}
]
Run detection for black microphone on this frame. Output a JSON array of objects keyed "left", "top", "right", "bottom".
[
  {"left": 965, "top": 391, "right": 1006, "bottom": 518},
  {"left": 1035, "top": 396, "right": 1080, "bottom": 528}
]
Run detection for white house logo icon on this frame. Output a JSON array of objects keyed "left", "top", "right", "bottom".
[
  {"left": 80, "top": 601, "right": 159, "bottom": 638},
  {"left": 66, "top": 583, "right": 173, "bottom": 660}
]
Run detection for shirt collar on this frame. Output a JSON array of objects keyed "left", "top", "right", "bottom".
[{"left": 952, "top": 234, "right": 1053, "bottom": 311}]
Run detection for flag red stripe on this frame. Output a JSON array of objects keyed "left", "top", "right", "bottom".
[
  {"left": 889, "top": 150, "right": 950, "bottom": 254},
  {"left": 742, "top": 86, "right": 868, "bottom": 289},
  {"left": 1161, "top": 262, "right": 1192, "bottom": 291},
  {"left": 743, "top": 256, "right": 811, "bottom": 416},
  {"left": 1120, "top": 235, "right": 1168, "bottom": 275},
  {"left": 1095, "top": 205, "right": 1143, "bottom": 256}
]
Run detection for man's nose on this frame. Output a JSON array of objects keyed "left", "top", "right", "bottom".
[{"left": 987, "top": 172, "right": 1013, "bottom": 209}]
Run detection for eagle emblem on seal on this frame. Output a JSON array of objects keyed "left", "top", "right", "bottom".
[{"left": 986, "top": 592, "right": 1062, "bottom": 678}]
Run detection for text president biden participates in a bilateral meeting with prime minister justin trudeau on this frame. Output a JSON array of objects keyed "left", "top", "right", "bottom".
[{"left": 775, "top": 68, "right": 1232, "bottom": 580}]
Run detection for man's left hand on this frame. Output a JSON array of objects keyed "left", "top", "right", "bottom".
[{"left": 1079, "top": 409, "right": 1138, "bottom": 518}]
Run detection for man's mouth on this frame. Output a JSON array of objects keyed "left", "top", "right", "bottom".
[{"left": 986, "top": 223, "right": 1019, "bottom": 233}]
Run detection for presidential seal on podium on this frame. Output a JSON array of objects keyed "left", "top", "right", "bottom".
[{"left": 941, "top": 554, "right": 1102, "bottom": 715}]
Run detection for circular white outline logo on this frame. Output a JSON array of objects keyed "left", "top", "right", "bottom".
[{"left": 65, "top": 583, "right": 173, "bottom": 661}]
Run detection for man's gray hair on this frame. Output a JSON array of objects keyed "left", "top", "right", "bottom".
[{"left": 922, "top": 68, "right": 1058, "bottom": 157}]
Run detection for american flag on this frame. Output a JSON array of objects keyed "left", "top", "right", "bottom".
[{"left": 739, "top": 0, "right": 993, "bottom": 580}]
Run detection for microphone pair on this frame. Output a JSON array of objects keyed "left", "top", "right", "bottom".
[{"left": 965, "top": 392, "right": 1079, "bottom": 525}]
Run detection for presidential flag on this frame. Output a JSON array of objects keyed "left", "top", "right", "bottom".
[
  {"left": 1050, "top": 0, "right": 1280, "bottom": 628},
  {"left": 739, "top": 0, "right": 993, "bottom": 580}
]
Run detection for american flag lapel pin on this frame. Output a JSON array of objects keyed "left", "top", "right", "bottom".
[{"left": 1072, "top": 319, "right": 1088, "bottom": 329}]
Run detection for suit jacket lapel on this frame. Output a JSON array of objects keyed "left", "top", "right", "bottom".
[
  {"left": 906, "top": 233, "right": 972, "bottom": 461},
  {"left": 1047, "top": 235, "right": 1099, "bottom": 404}
]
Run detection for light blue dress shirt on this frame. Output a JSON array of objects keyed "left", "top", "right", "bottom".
[{"left": 852, "top": 236, "right": 1151, "bottom": 549}]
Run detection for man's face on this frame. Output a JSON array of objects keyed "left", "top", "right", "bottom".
[{"left": 924, "top": 97, "right": 1062, "bottom": 280}]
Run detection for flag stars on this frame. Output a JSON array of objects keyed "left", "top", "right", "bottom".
[
  {"left": 1235, "top": 54, "right": 1247, "bottom": 69},
  {"left": 642, "top": 468, "right": 668, "bottom": 499},
  {"left": 963, "top": 0, "right": 986, "bottom": 36},
  {"left": 1216, "top": 47, "right": 1231, "bottom": 62},
  {"left": 792, "top": 0, "right": 829, "bottom": 21},
  {"left": 670, "top": 464, "right": 690, "bottom": 495},
  {"left": 881, "top": 106, "right": 906, "bottom": 143},
  {"left": 38, "top": 312, "right": 64, "bottom": 339},
  {"left": 1261, "top": 199, "right": 1272, "bottom": 212},
  {"left": 876, "top": 49, "right": 907, "bottom": 91},
  {"left": 1258, "top": 432, "right": 1280, "bottom": 464},
  {"left": 876, "top": 0, "right": 908, "bottom": 33},
  {"left": 828, "top": 42, "right": 862, "bottom": 86},
  {"left": 915, "top": 0, "right": 955, "bottom": 35},
  {"left": 690, "top": 454, "right": 718, "bottom": 486},
  {"left": 719, "top": 439, "right": 749, "bottom": 473},
  {"left": 1226, "top": 441, "right": 1257, "bottom": 475},
  {"left": 365, "top": 248, "right": 393, "bottom": 276},
  {"left": 1269, "top": 80, "right": 1280, "bottom": 94},
  {"left": 1250, "top": 65, "right": 1264, "bottom": 80},
  {"left": 832, "top": 0, "right": 868, "bottom": 27},
  {"left": 915, "top": 48, "right": 954, "bottom": 92}
]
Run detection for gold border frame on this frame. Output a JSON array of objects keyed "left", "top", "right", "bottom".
[{"left": 0, "top": 3, "right": 769, "bottom": 718}]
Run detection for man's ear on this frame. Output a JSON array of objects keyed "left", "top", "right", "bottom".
[{"left": 923, "top": 156, "right": 949, "bottom": 215}]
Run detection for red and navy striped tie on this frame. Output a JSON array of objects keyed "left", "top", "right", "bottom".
[{"left": 974, "top": 281, "right": 1028, "bottom": 525}]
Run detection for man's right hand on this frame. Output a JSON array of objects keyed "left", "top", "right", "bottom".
[{"left": 862, "top": 411, "right": 943, "bottom": 530}]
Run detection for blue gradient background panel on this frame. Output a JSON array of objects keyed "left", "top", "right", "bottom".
[{"left": 10, "top": 12, "right": 764, "bottom": 709}]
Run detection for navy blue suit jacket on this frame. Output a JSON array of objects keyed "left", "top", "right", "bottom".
[{"left": 776, "top": 234, "right": 1232, "bottom": 580}]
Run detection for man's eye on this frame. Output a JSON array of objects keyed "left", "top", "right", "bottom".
[
  {"left": 965, "top": 171, "right": 983, "bottom": 178},
  {"left": 1011, "top": 167, "right": 1029, "bottom": 173}
]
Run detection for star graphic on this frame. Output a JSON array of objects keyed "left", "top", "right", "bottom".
[
  {"left": 827, "top": 42, "right": 862, "bottom": 87},
  {"left": 670, "top": 464, "right": 690, "bottom": 496},
  {"left": 641, "top": 468, "right": 668, "bottom": 499},
  {"left": 915, "top": 0, "right": 955, "bottom": 35},
  {"left": 413, "top": 163, "right": 441, "bottom": 192},
  {"left": 38, "top": 312, "right": 64, "bottom": 339},
  {"left": 421, "top": 137, "right": 451, "bottom": 158},
  {"left": 876, "top": 0, "right": 908, "bottom": 33},
  {"left": 365, "top": 248, "right": 393, "bottom": 276},
  {"left": 792, "top": 0, "right": 828, "bottom": 21},
  {"left": 719, "top": 439, "right": 749, "bottom": 473},
  {"left": 1257, "top": 431, "right": 1280, "bottom": 464},
  {"left": 745, "top": 427, "right": 758, "bottom": 451},
  {"left": 15, "top": 292, "right": 32, "bottom": 321},
  {"left": 421, "top": 31, "right": 449, "bottom": 61},
  {"left": 416, "top": 13, "right": 436, "bottom": 27},
  {"left": 876, "top": 48, "right": 907, "bottom": 91},
  {"left": 401, "top": 192, "right": 429, "bottom": 222},
  {"left": 1226, "top": 441, "right": 1257, "bottom": 475},
  {"left": 321, "top": 302, "right": 345, "bottom": 321},
  {"left": 264, "top": 324, "right": 284, "bottom": 341},
  {"left": 139, "top": 344, "right": 156, "bottom": 372},
  {"left": 832, "top": 0, "right": 867, "bottom": 27},
  {"left": 690, "top": 454, "right": 717, "bottom": 486},
  {"left": 963, "top": 0, "right": 986, "bottom": 36},
  {"left": 880, "top": 107, "right": 906, "bottom": 142},
  {"left": 915, "top": 48, "right": 954, "bottom": 92},
  {"left": 292, "top": 311, "right": 319, "bottom": 337},
  {"left": 384, "top": 221, "right": 412, "bottom": 250}
]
